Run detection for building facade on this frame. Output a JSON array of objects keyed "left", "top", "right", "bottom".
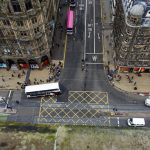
[
  {"left": 113, "top": 0, "right": 150, "bottom": 73},
  {"left": 0, "top": 0, "right": 59, "bottom": 69}
]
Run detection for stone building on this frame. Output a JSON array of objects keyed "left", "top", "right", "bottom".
[
  {"left": 113, "top": 0, "right": 150, "bottom": 73},
  {"left": 0, "top": 0, "right": 59, "bottom": 69}
]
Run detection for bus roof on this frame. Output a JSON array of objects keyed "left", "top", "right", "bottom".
[
  {"left": 67, "top": 10, "right": 74, "bottom": 28},
  {"left": 25, "top": 82, "right": 59, "bottom": 93}
]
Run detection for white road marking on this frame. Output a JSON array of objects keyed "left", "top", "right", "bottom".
[
  {"left": 88, "top": 23, "right": 92, "bottom": 27},
  {"left": 79, "top": 0, "right": 84, "bottom": 10},
  {"left": 108, "top": 117, "right": 111, "bottom": 126},
  {"left": 84, "top": 0, "right": 88, "bottom": 60},
  {"left": 89, "top": 0, "right": 92, "bottom": 4},
  {"left": 5, "top": 90, "right": 12, "bottom": 109},
  {"left": 93, "top": 0, "right": 96, "bottom": 54},
  {"left": 92, "top": 55, "right": 97, "bottom": 61},
  {"left": 88, "top": 27, "right": 92, "bottom": 32},
  {"left": 88, "top": 32, "right": 91, "bottom": 38},
  {"left": 86, "top": 62, "right": 104, "bottom": 65},
  {"left": 86, "top": 53, "right": 103, "bottom": 54},
  {"left": 98, "top": 33, "right": 100, "bottom": 39},
  {"left": 117, "top": 117, "right": 120, "bottom": 127},
  {"left": 79, "top": 4, "right": 84, "bottom": 7}
]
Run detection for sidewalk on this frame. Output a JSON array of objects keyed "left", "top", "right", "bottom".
[
  {"left": 101, "top": 0, "right": 150, "bottom": 94},
  {"left": 29, "top": 60, "right": 63, "bottom": 85},
  {"left": 51, "top": 1, "right": 68, "bottom": 60},
  {"left": 0, "top": 69, "right": 27, "bottom": 90}
]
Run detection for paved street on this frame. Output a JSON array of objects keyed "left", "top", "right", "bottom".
[
  {"left": 60, "top": 0, "right": 146, "bottom": 105},
  {"left": 38, "top": 92, "right": 150, "bottom": 126},
  {"left": 0, "top": 0, "right": 150, "bottom": 127}
]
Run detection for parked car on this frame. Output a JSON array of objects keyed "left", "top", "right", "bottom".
[
  {"left": 145, "top": 98, "right": 150, "bottom": 106},
  {"left": 127, "top": 118, "right": 145, "bottom": 127}
]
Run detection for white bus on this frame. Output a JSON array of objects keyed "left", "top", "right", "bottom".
[{"left": 25, "top": 82, "right": 61, "bottom": 98}]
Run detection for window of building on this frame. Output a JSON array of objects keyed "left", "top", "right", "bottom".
[
  {"left": 3, "top": 20, "right": 10, "bottom": 26},
  {"left": 31, "top": 17, "right": 37, "bottom": 24},
  {"left": 25, "top": 0, "right": 33, "bottom": 11},
  {"left": 34, "top": 27, "right": 40, "bottom": 34},
  {"left": 0, "top": 39, "right": 6, "bottom": 45},
  {"left": 6, "top": 30, "right": 14, "bottom": 36},
  {"left": 16, "top": 21, "right": 24, "bottom": 26},
  {"left": 147, "top": 38, "right": 150, "bottom": 43},
  {"left": 7, "top": 4, "right": 11, "bottom": 13},
  {"left": 11, "top": 0, "right": 21, "bottom": 12},
  {"left": 39, "top": 45, "right": 44, "bottom": 52},
  {"left": 20, "top": 31, "right": 27, "bottom": 36}
]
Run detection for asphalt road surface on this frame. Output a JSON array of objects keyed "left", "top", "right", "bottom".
[
  {"left": 0, "top": 0, "right": 150, "bottom": 126},
  {"left": 59, "top": 0, "right": 146, "bottom": 105}
]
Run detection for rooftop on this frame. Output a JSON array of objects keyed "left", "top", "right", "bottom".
[{"left": 122, "top": 0, "right": 150, "bottom": 27}]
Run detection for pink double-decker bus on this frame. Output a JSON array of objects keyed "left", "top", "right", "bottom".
[{"left": 67, "top": 9, "right": 74, "bottom": 35}]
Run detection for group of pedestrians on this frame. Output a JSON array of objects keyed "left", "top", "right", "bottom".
[
  {"left": 23, "top": 62, "right": 63, "bottom": 87},
  {"left": 48, "top": 61, "right": 63, "bottom": 82},
  {"left": 113, "top": 73, "right": 138, "bottom": 90}
]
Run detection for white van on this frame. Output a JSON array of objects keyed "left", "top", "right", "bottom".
[
  {"left": 145, "top": 98, "right": 150, "bottom": 106},
  {"left": 127, "top": 118, "right": 145, "bottom": 127}
]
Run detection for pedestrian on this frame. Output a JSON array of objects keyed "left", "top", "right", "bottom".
[
  {"left": 131, "top": 76, "right": 134, "bottom": 80},
  {"left": 113, "top": 107, "right": 117, "bottom": 112},
  {"left": 16, "top": 100, "right": 19, "bottom": 104},
  {"left": 12, "top": 74, "right": 14, "bottom": 77},
  {"left": 2, "top": 78, "right": 5, "bottom": 82},
  {"left": 56, "top": 43, "right": 60, "bottom": 47},
  {"left": 22, "top": 70, "right": 25, "bottom": 75},
  {"left": 128, "top": 78, "right": 132, "bottom": 83},
  {"left": 134, "top": 81, "right": 136, "bottom": 86},
  {"left": 126, "top": 74, "right": 129, "bottom": 79},
  {"left": 134, "top": 86, "right": 137, "bottom": 90},
  {"left": 18, "top": 73, "right": 21, "bottom": 78},
  {"left": 81, "top": 64, "right": 85, "bottom": 71},
  {"left": 116, "top": 79, "right": 120, "bottom": 82},
  {"left": 52, "top": 43, "right": 55, "bottom": 48}
]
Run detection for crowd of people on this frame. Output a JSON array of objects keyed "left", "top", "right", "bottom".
[
  {"left": 111, "top": 73, "right": 141, "bottom": 90},
  {"left": 23, "top": 61, "right": 63, "bottom": 88}
]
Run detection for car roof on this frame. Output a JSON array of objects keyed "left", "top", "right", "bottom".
[{"left": 146, "top": 98, "right": 150, "bottom": 102}]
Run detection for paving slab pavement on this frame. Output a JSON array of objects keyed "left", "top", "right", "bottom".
[{"left": 0, "top": 69, "right": 27, "bottom": 90}]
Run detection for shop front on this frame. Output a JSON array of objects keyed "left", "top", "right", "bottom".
[
  {"left": 41, "top": 55, "right": 49, "bottom": 67},
  {"left": 118, "top": 66, "right": 150, "bottom": 73},
  {"left": 17, "top": 59, "right": 29, "bottom": 69},
  {"left": 28, "top": 59, "right": 39, "bottom": 69},
  {"left": 0, "top": 59, "right": 7, "bottom": 68}
]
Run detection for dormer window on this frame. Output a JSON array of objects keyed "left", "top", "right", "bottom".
[
  {"left": 25, "top": 0, "right": 33, "bottom": 11},
  {"left": 146, "top": 10, "right": 150, "bottom": 17},
  {"left": 11, "top": 0, "right": 21, "bottom": 12}
]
